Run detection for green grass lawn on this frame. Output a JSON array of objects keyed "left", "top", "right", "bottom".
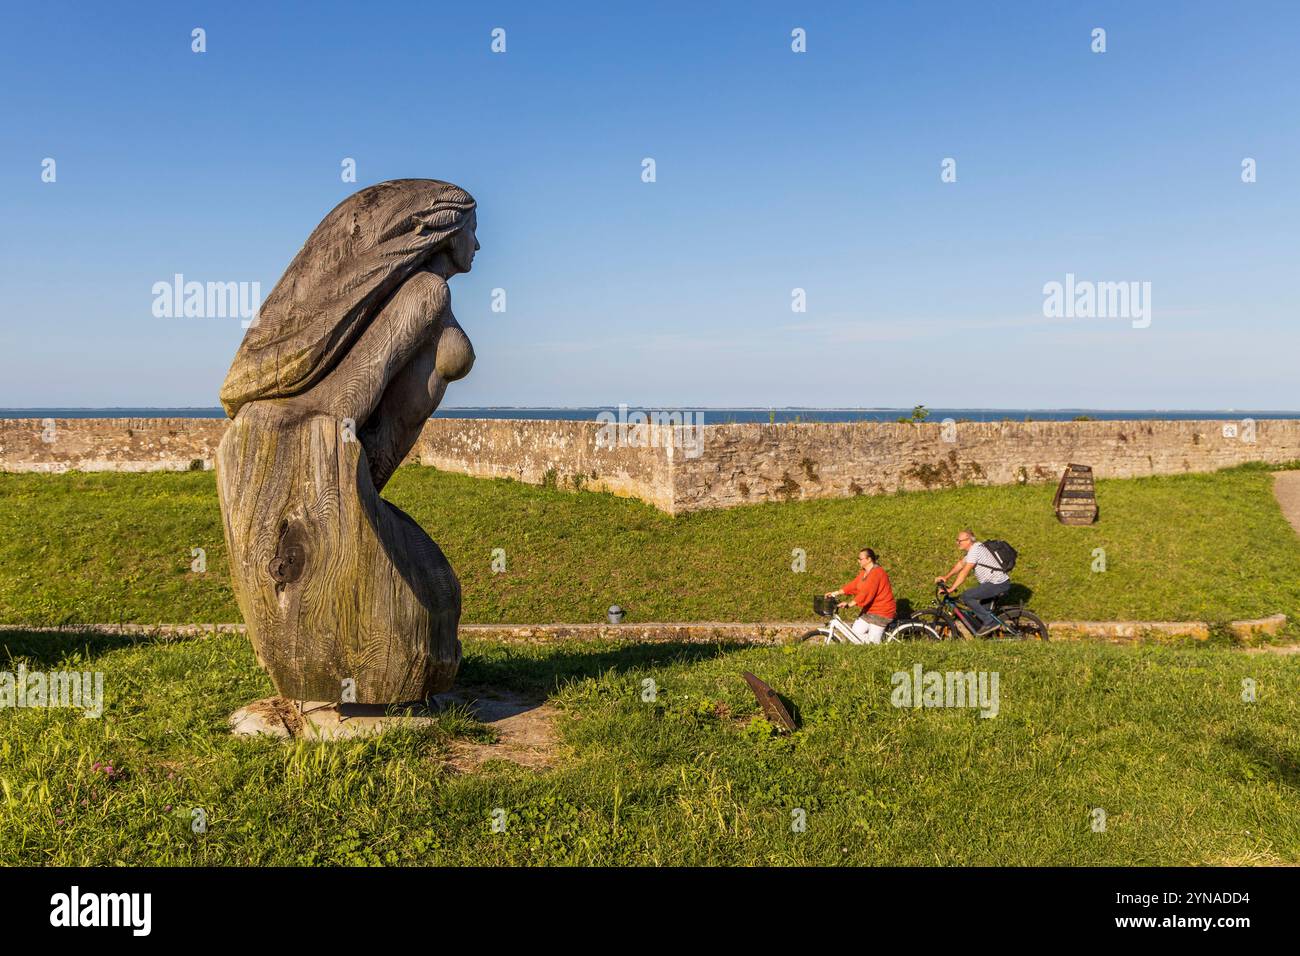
[
  {"left": 1, "top": 630, "right": 1296, "bottom": 865},
  {"left": 1, "top": 463, "right": 1298, "bottom": 626}
]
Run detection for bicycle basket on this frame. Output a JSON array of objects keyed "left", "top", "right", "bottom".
[{"left": 813, "top": 595, "right": 838, "bottom": 616}]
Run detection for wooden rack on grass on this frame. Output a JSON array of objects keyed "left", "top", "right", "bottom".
[{"left": 1053, "top": 463, "right": 1098, "bottom": 525}]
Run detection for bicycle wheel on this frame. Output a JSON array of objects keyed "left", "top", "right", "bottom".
[
  {"left": 800, "top": 628, "right": 832, "bottom": 645},
  {"left": 910, "top": 608, "right": 957, "bottom": 640},
  {"left": 1000, "top": 608, "right": 1050, "bottom": 641},
  {"left": 885, "top": 620, "right": 943, "bottom": 642}
]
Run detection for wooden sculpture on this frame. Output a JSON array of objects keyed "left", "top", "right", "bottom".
[{"left": 215, "top": 180, "right": 478, "bottom": 703}]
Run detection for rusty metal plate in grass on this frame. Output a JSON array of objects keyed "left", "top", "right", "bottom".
[{"left": 742, "top": 671, "right": 797, "bottom": 734}]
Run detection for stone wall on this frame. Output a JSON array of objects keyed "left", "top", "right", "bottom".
[
  {"left": 2, "top": 613, "right": 1287, "bottom": 642},
  {"left": 410, "top": 418, "right": 674, "bottom": 511},
  {"left": 671, "top": 419, "right": 1300, "bottom": 511},
  {"left": 0, "top": 418, "right": 227, "bottom": 473},
  {"left": 0, "top": 416, "right": 674, "bottom": 511},
  {"left": 3, "top": 416, "right": 1297, "bottom": 514}
]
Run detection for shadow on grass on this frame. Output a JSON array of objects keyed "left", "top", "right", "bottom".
[
  {"left": 1224, "top": 729, "right": 1300, "bottom": 792},
  {"left": 1004, "top": 583, "right": 1036, "bottom": 607},
  {"left": 3, "top": 630, "right": 756, "bottom": 701},
  {"left": 0, "top": 629, "right": 195, "bottom": 667},
  {"left": 458, "top": 640, "right": 752, "bottom": 694},
  {"left": 895, "top": 584, "right": 1037, "bottom": 621}
]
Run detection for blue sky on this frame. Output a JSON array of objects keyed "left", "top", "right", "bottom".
[{"left": 1, "top": 0, "right": 1297, "bottom": 409}]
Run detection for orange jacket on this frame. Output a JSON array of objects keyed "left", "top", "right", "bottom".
[{"left": 843, "top": 565, "right": 897, "bottom": 619}]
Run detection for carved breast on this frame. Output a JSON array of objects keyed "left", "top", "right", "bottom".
[{"left": 436, "top": 319, "right": 476, "bottom": 383}]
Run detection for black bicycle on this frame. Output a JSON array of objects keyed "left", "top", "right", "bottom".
[{"left": 911, "top": 583, "right": 1050, "bottom": 641}]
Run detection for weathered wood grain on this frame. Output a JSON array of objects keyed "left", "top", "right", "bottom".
[{"left": 215, "top": 180, "right": 478, "bottom": 703}]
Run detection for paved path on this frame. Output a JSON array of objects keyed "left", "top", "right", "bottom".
[{"left": 1273, "top": 471, "right": 1300, "bottom": 536}]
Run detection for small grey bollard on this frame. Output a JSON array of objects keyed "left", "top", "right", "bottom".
[{"left": 607, "top": 605, "right": 625, "bottom": 624}]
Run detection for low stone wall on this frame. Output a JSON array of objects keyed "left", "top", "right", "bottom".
[
  {"left": 465, "top": 617, "right": 1288, "bottom": 643},
  {"left": 3, "top": 416, "right": 1297, "bottom": 513},
  {"left": 410, "top": 417, "right": 673, "bottom": 511},
  {"left": 0, "top": 418, "right": 229, "bottom": 473},
  {"left": 1, "top": 614, "right": 1286, "bottom": 643},
  {"left": 0, "top": 416, "right": 674, "bottom": 510},
  {"left": 671, "top": 419, "right": 1300, "bottom": 511}
]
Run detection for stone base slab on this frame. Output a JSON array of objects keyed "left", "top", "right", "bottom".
[
  {"left": 229, "top": 686, "right": 555, "bottom": 750},
  {"left": 229, "top": 697, "right": 439, "bottom": 740}
]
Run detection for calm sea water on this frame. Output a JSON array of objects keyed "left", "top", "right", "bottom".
[{"left": 1, "top": 407, "right": 1294, "bottom": 422}]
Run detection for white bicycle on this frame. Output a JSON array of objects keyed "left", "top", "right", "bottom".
[{"left": 800, "top": 595, "right": 942, "bottom": 645}]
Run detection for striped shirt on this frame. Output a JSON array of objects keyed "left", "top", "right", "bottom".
[{"left": 965, "top": 542, "right": 1010, "bottom": 584}]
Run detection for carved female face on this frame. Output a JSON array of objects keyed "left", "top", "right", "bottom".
[{"left": 449, "top": 211, "right": 479, "bottom": 274}]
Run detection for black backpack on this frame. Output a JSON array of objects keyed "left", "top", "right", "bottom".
[{"left": 977, "top": 539, "right": 1018, "bottom": 573}]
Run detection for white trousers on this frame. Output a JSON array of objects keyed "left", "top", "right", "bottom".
[{"left": 850, "top": 617, "right": 885, "bottom": 645}]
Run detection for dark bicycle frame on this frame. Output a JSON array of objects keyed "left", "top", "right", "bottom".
[{"left": 935, "top": 586, "right": 1015, "bottom": 638}]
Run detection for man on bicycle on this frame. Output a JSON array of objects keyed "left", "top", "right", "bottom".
[
  {"left": 825, "top": 547, "right": 896, "bottom": 644},
  {"left": 935, "top": 530, "right": 1009, "bottom": 636}
]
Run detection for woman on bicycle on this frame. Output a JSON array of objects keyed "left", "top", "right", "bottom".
[{"left": 824, "top": 548, "right": 897, "bottom": 644}]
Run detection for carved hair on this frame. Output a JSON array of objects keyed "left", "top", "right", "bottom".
[{"left": 220, "top": 179, "right": 476, "bottom": 417}]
